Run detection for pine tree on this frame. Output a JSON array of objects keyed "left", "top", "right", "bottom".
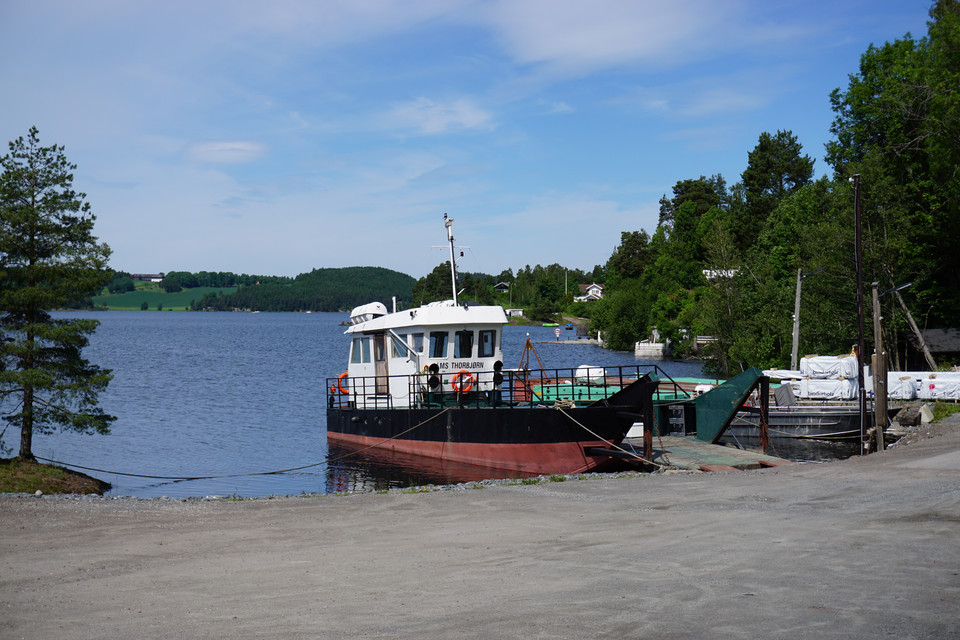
[{"left": 0, "top": 127, "right": 115, "bottom": 460}]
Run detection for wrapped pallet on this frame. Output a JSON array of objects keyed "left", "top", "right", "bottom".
[
  {"left": 887, "top": 375, "right": 918, "bottom": 400},
  {"left": 575, "top": 365, "right": 605, "bottom": 384},
  {"left": 799, "top": 355, "right": 858, "bottom": 380},
  {"left": 917, "top": 377, "right": 960, "bottom": 401},
  {"left": 762, "top": 369, "right": 803, "bottom": 381},
  {"left": 800, "top": 378, "right": 858, "bottom": 400}
]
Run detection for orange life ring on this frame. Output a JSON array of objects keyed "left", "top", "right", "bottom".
[
  {"left": 451, "top": 370, "right": 474, "bottom": 393},
  {"left": 337, "top": 372, "right": 349, "bottom": 394}
]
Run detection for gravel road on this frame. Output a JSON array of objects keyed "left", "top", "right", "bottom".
[{"left": 3, "top": 418, "right": 960, "bottom": 639}]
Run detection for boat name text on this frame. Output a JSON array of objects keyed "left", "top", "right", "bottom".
[{"left": 436, "top": 361, "right": 486, "bottom": 370}]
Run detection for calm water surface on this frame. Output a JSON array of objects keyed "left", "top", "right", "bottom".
[{"left": 10, "top": 312, "right": 835, "bottom": 497}]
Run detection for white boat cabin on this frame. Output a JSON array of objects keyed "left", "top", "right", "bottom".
[{"left": 342, "top": 300, "right": 507, "bottom": 408}]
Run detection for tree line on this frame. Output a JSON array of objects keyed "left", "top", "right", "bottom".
[
  {"left": 105, "top": 270, "right": 292, "bottom": 294},
  {"left": 410, "top": 262, "right": 605, "bottom": 322},
  {"left": 189, "top": 266, "right": 415, "bottom": 312}
]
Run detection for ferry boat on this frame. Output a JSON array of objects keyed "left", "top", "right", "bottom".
[{"left": 325, "top": 215, "right": 662, "bottom": 475}]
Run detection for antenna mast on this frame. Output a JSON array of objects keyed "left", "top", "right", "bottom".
[{"left": 444, "top": 213, "right": 458, "bottom": 305}]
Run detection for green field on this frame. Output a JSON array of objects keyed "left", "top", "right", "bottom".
[{"left": 92, "top": 282, "right": 238, "bottom": 310}]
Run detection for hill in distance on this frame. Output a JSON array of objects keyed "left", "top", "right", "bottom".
[{"left": 189, "top": 266, "right": 415, "bottom": 312}]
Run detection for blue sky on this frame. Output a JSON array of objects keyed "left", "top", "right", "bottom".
[{"left": 1, "top": 0, "right": 931, "bottom": 279}]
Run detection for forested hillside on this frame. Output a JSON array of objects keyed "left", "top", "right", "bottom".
[{"left": 191, "top": 266, "right": 415, "bottom": 312}]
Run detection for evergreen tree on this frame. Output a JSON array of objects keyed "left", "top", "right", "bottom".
[
  {"left": 0, "top": 127, "right": 115, "bottom": 460},
  {"left": 736, "top": 130, "right": 814, "bottom": 251}
]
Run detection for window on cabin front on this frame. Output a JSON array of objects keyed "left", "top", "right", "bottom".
[
  {"left": 412, "top": 333, "right": 424, "bottom": 353},
  {"left": 351, "top": 337, "right": 372, "bottom": 363},
  {"left": 391, "top": 334, "right": 408, "bottom": 358},
  {"left": 479, "top": 330, "right": 496, "bottom": 358},
  {"left": 429, "top": 331, "right": 448, "bottom": 358},
  {"left": 454, "top": 330, "right": 474, "bottom": 358}
]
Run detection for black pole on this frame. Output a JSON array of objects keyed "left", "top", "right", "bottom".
[{"left": 853, "top": 174, "right": 867, "bottom": 453}]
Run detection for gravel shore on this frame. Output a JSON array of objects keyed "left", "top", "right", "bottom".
[{"left": 3, "top": 418, "right": 960, "bottom": 639}]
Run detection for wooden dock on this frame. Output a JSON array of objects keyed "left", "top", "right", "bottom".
[{"left": 620, "top": 435, "right": 794, "bottom": 472}]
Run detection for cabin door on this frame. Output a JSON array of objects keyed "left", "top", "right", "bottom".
[{"left": 373, "top": 333, "right": 389, "bottom": 395}]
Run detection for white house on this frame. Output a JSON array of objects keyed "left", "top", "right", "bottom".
[{"left": 575, "top": 283, "right": 605, "bottom": 302}]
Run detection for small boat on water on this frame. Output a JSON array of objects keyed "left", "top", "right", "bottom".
[{"left": 325, "top": 215, "right": 666, "bottom": 475}]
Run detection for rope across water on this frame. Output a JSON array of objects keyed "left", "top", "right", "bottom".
[{"left": 36, "top": 408, "right": 453, "bottom": 483}]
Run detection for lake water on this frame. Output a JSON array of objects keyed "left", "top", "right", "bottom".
[{"left": 8, "top": 311, "right": 711, "bottom": 497}]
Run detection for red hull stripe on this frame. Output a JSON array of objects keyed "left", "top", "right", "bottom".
[{"left": 328, "top": 432, "right": 611, "bottom": 475}]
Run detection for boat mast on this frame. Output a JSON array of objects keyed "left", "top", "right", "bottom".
[{"left": 444, "top": 213, "right": 458, "bottom": 305}]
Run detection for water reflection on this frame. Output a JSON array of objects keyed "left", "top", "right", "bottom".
[
  {"left": 718, "top": 434, "right": 860, "bottom": 462},
  {"left": 324, "top": 443, "right": 537, "bottom": 493}
]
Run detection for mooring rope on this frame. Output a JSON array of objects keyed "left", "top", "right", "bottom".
[
  {"left": 556, "top": 406, "right": 670, "bottom": 469},
  {"left": 36, "top": 408, "right": 453, "bottom": 483}
]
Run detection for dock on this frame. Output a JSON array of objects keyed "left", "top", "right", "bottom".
[{"left": 595, "top": 436, "right": 795, "bottom": 472}]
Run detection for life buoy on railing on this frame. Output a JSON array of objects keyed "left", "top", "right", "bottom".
[
  {"left": 337, "top": 371, "right": 349, "bottom": 394},
  {"left": 451, "top": 370, "right": 474, "bottom": 393}
]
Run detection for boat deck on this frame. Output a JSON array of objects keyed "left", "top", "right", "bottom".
[{"left": 622, "top": 435, "right": 795, "bottom": 472}]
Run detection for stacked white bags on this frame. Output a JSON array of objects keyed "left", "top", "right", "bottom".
[
  {"left": 887, "top": 374, "right": 918, "bottom": 400},
  {"left": 798, "top": 355, "right": 859, "bottom": 400},
  {"left": 916, "top": 372, "right": 960, "bottom": 400}
]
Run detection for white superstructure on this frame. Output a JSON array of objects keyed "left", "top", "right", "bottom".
[{"left": 342, "top": 300, "right": 507, "bottom": 408}]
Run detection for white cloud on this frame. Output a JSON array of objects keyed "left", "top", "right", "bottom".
[
  {"left": 480, "top": 0, "right": 737, "bottom": 72},
  {"left": 385, "top": 97, "right": 495, "bottom": 135},
  {"left": 547, "top": 101, "right": 574, "bottom": 114},
  {"left": 186, "top": 142, "right": 265, "bottom": 164}
]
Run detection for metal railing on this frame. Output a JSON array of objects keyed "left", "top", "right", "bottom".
[{"left": 326, "top": 364, "right": 689, "bottom": 410}]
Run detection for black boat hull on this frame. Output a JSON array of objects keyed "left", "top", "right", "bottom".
[{"left": 326, "top": 404, "right": 636, "bottom": 475}]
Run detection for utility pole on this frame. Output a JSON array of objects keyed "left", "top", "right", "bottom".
[
  {"left": 791, "top": 268, "right": 802, "bottom": 371},
  {"left": 852, "top": 174, "right": 868, "bottom": 453},
  {"left": 790, "top": 268, "right": 822, "bottom": 371},
  {"left": 872, "top": 280, "right": 913, "bottom": 452},
  {"left": 872, "top": 282, "right": 886, "bottom": 452}
]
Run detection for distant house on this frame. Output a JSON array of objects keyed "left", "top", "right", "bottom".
[
  {"left": 494, "top": 282, "right": 510, "bottom": 294},
  {"left": 702, "top": 269, "right": 739, "bottom": 281},
  {"left": 575, "top": 283, "right": 605, "bottom": 302},
  {"left": 505, "top": 308, "right": 524, "bottom": 318},
  {"left": 131, "top": 273, "right": 164, "bottom": 282}
]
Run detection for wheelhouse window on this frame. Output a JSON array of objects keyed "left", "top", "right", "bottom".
[
  {"left": 351, "top": 337, "right": 372, "bottom": 364},
  {"left": 479, "top": 330, "right": 496, "bottom": 358},
  {"left": 454, "top": 330, "right": 474, "bottom": 359},
  {"left": 412, "top": 333, "right": 424, "bottom": 353},
  {"left": 429, "top": 331, "right": 448, "bottom": 358},
  {"left": 391, "top": 333, "right": 408, "bottom": 358}
]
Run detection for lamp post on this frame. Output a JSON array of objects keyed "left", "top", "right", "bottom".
[
  {"left": 790, "top": 268, "right": 824, "bottom": 371},
  {"left": 871, "top": 280, "right": 913, "bottom": 452}
]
